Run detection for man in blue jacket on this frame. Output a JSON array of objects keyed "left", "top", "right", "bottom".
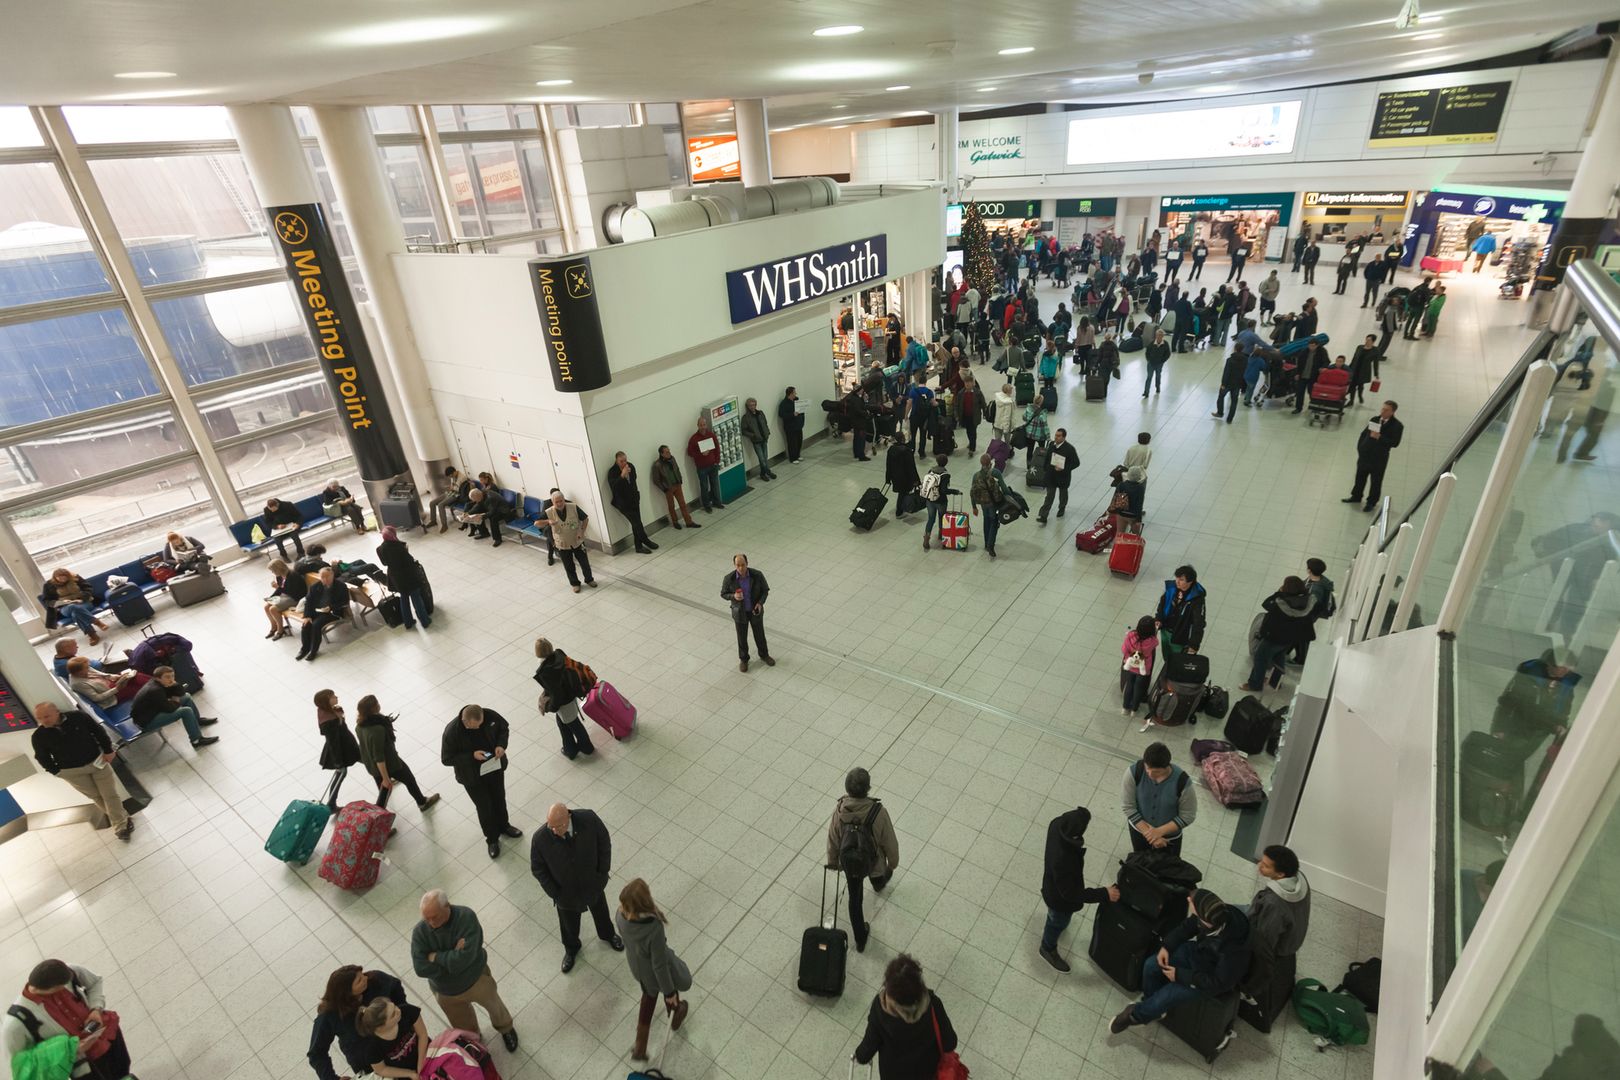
[{"left": 1110, "top": 889, "right": 1251, "bottom": 1034}]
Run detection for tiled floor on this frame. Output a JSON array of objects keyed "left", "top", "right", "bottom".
[{"left": 1, "top": 259, "right": 1541, "bottom": 1080}]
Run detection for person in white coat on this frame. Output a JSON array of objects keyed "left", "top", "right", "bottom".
[{"left": 991, "top": 382, "right": 1018, "bottom": 443}]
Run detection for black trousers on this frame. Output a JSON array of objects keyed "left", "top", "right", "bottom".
[
  {"left": 272, "top": 528, "right": 305, "bottom": 560},
  {"left": 375, "top": 759, "right": 427, "bottom": 808},
  {"left": 845, "top": 869, "right": 890, "bottom": 934},
  {"left": 961, "top": 414, "right": 978, "bottom": 451},
  {"left": 1293, "top": 377, "right": 1314, "bottom": 413},
  {"left": 786, "top": 426, "right": 804, "bottom": 462},
  {"left": 1189, "top": 258, "right": 1205, "bottom": 279},
  {"left": 558, "top": 547, "right": 593, "bottom": 587},
  {"left": 733, "top": 608, "right": 768, "bottom": 661},
  {"left": 324, "top": 768, "right": 347, "bottom": 812},
  {"left": 620, "top": 508, "right": 652, "bottom": 549},
  {"left": 1350, "top": 455, "right": 1389, "bottom": 505},
  {"left": 463, "top": 771, "right": 510, "bottom": 841},
  {"left": 1303, "top": 265, "right": 1316, "bottom": 284},
  {"left": 1403, "top": 310, "right": 1423, "bottom": 338},
  {"left": 1039, "top": 483, "right": 1069, "bottom": 518},
  {"left": 1216, "top": 386, "right": 1241, "bottom": 422},
  {"left": 1225, "top": 258, "right": 1245, "bottom": 282},
  {"left": 1379, "top": 326, "right": 1395, "bottom": 355},
  {"left": 1363, "top": 280, "right": 1381, "bottom": 306},
  {"left": 337, "top": 503, "right": 365, "bottom": 531},
  {"left": 557, "top": 715, "right": 594, "bottom": 757},
  {"left": 1334, "top": 271, "right": 1351, "bottom": 294},
  {"left": 301, "top": 612, "right": 340, "bottom": 657},
  {"left": 557, "top": 892, "right": 616, "bottom": 954}
]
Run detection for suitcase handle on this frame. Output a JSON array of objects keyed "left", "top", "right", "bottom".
[{"left": 820, "top": 865, "right": 843, "bottom": 931}]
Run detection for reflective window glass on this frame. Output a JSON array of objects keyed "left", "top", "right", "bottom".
[
  {"left": 6, "top": 455, "right": 228, "bottom": 572},
  {"left": 432, "top": 104, "right": 537, "bottom": 132},
  {"left": 0, "top": 308, "right": 160, "bottom": 429},
  {"left": 90, "top": 154, "right": 279, "bottom": 283},
  {"left": 221, "top": 414, "right": 358, "bottom": 509},
  {"left": 379, "top": 144, "right": 443, "bottom": 244},
  {"left": 64, "top": 105, "right": 235, "bottom": 144},
  {"left": 151, "top": 280, "right": 319, "bottom": 387},
  {"left": 0, "top": 107, "right": 42, "bottom": 148},
  {"left": 196, "top": 371, "right": 332, "bottom": 439},
  {"left": 0, "top": 403, "right": 189, "bottom": 504},
  {"left": 440, "top": 140, "right": 557, "bottom": 236},
  {"left": 575, "top": 104, "right": 634, "bottom": 127},
  {"left": 367, "top": 106, "right": 418, "bottom": 134},
  {"left": 0, "top": 161, "right": 115, "bottom": 307}
]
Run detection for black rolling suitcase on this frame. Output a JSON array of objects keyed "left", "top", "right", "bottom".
[
  {"left": 378, "top": 595, "right": 404, "bottom": 628},
  {"left": 1460, "top": 731, "right": 1522, "bottom": 831},
  {"left": 1225, "top": 696, "right": 1282, "bottom": 754},
  {"left": 106, "top": 583, "right": 154, "bottom": 627},
  {"left": 1026, "top": 446, "right": 1049, "bottom": 488},
  {"left": 1163, "top": 991, "right": 1240, "bottom": 1063},
  {"left": 1088, "top": 900, "right": 1163, "bottom": 993},
  {"left": 1163, "top": 651, "right": 1211, "bottom": 684},
  {"left": 1239, "top": 952, "right": 1296, "bottom": 1033},
  {"left": 798, "top": 867, "right": 847, "bottom": 997},
  {"left": 849, "top": 486, "right": 888, "bottom": 531},
  {"left": 1085, "top": 371, "right": 1110, "bottom": 401},
  {"left": 1117, "top": 850, "right": 1202, "bottom": 923}
]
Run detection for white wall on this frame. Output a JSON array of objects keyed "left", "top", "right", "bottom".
[
  {"left": 769, "top": 126, "right": 853, "bottom": 177},
  {"left": 853, "top": 60, "right": 1601, "bottom": 198}
]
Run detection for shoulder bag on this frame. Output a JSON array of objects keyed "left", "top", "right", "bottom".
[{"left": 932, "top": 1006, "right": 969, "bottom": 1079}]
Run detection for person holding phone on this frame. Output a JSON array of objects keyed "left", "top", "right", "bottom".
[
  {"left": 720, "top": 554, "right": 773, "bottom": 672},
  {"left": 441, "top": 705, "right": 521, "bottom": 859},
  {"left": 2, "top": 959, "right": 132, "bottom": 1079}
]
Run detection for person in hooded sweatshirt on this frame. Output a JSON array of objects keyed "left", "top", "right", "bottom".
[
  {"left": 1038, "top": 807, "right": 1122, "bottom": 972},
  {"left": 1110, "top": 888, "right": 1251, "bottom": 1035},
  {"left": 824, "top": 767, "right": 901, "bottom": 954},
  {"left": 852, "top": 953, "right": 957, "bottom": 1080},
  {"left": 1240, "top": 576, "right": 1317, "bottom": 693},
  {"left": 1239, "top": 845, "right": 1310, "bottom": 1011}
]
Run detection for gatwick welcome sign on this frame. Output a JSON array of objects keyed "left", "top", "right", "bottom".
[{"left": 726, "top": 235, "right": 888, "bottom": 324}]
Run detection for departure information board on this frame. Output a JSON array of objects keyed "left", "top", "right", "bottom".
[
  {"left": 0, "top": 670, "right": 30, "bottom": 732},
  {"left": 1368, "top": 82, "right": 1510, "bottom": 147}
]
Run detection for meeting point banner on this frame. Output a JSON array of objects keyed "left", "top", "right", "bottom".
[
  {"left": 266, "top": 202, "right": 410, "bottom": 480},
  {"left": 528, "top": 256, "right": 612, "bottom": 393}
]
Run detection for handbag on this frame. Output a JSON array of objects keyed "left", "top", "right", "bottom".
[
  {"left": 322, "top": 501, "right": 342, "bottom": 517},
  {"left": 149, "top": 565, "right": 177, "bottom": 584},
  {"left": 932, "top": 1006, "right": 968, "bottom": 1079},
  {"left": 1009, "top": 425, "right": 1031, "bottom": 450},
  {"left": 1369, "top": 379, "right": 1381, "bottom": 392}
]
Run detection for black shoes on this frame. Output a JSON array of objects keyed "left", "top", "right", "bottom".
[
  {"left": 487, "top": 840, "right": 500, "bottom": 859},
  {"left": 561, "top": 951, "right": 578, "bottom": 973},
  {"left": 687, "top": 521, "right": 701, "bottom": 528},
  {"left": 1110, "top": 1007, "right": 1139, "bottom": 1035},
  {"left": 609, "top": 934, "right": 624, "bottom": 951},
  {"left": 1040, "top": 947, "right": 1071, "bottom": 973},
  {"left": 501, "top": 1030, "right": 519, "bottom": 1053},
  {"left": 198, "top": 716, "right": 219, "bottom": 726},
  {"left": 761, "top": 655, "right": 776, "bottom": 667},
  {"left": 1341, "top": 496, "right": 1360, "bottom": 503},
  {"left": 190, "top": 736, "right": 219, "bottom": 748},
  {"left": 501, "top": 825, "right": 523, "bottom": 839}
]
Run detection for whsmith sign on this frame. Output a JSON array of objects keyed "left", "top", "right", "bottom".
[{"left": 726, "top": 235, "right": 887, "bottom": 324}]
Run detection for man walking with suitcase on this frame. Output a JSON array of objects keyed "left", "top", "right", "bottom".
[
  {"left": 530, "top": 803, "right": 624, "bottom": 973},
  {"left": 721, "top": 554, "right": 773, "bottom": 672},
  {"left": 825, "top": 768, "right": 901, "bottom": 953}
]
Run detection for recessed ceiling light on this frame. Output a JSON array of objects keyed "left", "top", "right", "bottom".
[
  {"left": 328, "top": 17, "right": 502, "bottom": 46},
  {"left": 977, "top": 86, "right": 998, "bottom": 92},
  {"left": 1200, "top": 84, "right": 1235, "bottom": 93},
  {"left": 783, "top": 59, "right": 900, "bottom": 80},
  {"left": 114, "top": 71, "right": 177, "bottom": 79},
  {"left": 833, "top": 105, "right": 848, "bottom": 110},
  {"left": 885, "top": 85, "right": 910, "bottom": 91},
  {"left": 813, "top": 25, "right": 864, "bottom": 37},
  {"left": 1411, "top": 31, "right": 1444, "bottom": 40},
  {"left": 998, "top": 46, "right": 1034, "bottom": 55},
  {"left": 832, "top": 125, "right": 850, "bottom": 130},
  {"left": 535, "top": 79, "right": 573, "bottom": 87}
]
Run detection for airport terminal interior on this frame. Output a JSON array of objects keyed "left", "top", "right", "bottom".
[{"left": 1, "top": 4, "right": 1619, "bottom": 1080}]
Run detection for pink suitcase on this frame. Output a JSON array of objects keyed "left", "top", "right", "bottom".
[
  {"left": 582, "top": 681, "right": 636, "bottom": 739},
  {"left": 422, "top": 1029, "right": 501, "bottom": 1080},
  {"left": 318, "top": 801, "right": 394, "bottom": 890},
  {"left": 1202, "top": 751, "right": 1264, "bottom": 807}
]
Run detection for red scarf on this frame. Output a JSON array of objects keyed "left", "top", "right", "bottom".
[{"left": 22, "top": 985, "right": 117, "bottom": 1058}]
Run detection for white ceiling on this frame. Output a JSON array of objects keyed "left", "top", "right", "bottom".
[{"left": 1, "top": 0, "right": 1612, "bottom": 130}]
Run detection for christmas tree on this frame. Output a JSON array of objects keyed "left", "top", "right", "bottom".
[{"left": 961, "top": 200, "right": 996, "bottom": 295}]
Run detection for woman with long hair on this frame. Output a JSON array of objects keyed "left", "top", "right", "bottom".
[
  {"left": 615, "top": 878, "right": 693, "bottom": 1062},
  {"left": 354, "top": 695, "right": 439, "bottom": 812},
  {"left": 853, "top": 953, "right": 958, "bottom": 1079},
  {"left": 309, "top": 964, "right": 408, "bottom": 1080},
  {"left": 315, "top": 688, "right": 361, "bottom": 812}
]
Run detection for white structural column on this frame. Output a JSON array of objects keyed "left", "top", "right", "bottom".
[
  {"left": 734, "top": 98, "right": 772, "bottom": 186},
  {"left": 1537, "top": 59, "right": 1620, "bottom": 296},
  {"left": 0, "top": 602, "right": 70, "bottom": 712},
  {"left": 937, "top": 108, "right": 958, "bottom": 198},
  {"left": 305, "top": 106, "right": 451, "bottom": 472},
  {"left": 33, "top": 108, "right": 246, "bottom": 527}
]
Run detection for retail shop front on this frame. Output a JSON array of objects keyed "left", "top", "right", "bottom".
[
  {"left": 1053, "top": 197, "right": 1119, "bottom": 247},
  {"left": 1400, "top": 186, "right": 1566, "bottom": 274},
  {"left": 1300, "top": 190, "right": 1411, "bottom": 249},
  {"left": 1160, "top": 192, "right": 1295, "bottom": 262}
]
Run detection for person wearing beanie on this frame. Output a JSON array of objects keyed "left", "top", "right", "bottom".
[
  {"left": 1038, "top": 807, "right": 1121, "bottom": 972},
  {"left": 375, "top": 525, "right": 432, "bottom": 629},
  {"left": 1109, "top": 888, "right": 1252, "bottom": 1035}
]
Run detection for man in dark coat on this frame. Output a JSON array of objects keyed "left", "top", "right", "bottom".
[
  {"left": 441, "top": 704, "right": 521, "bottom": 859},
  {"left": 529, "top": 803, "right": 623, "bottom": 973},
  {"left": 606, "top": 451, "right": 658, "bottom": 555},
  {"left": 1344, "top": 400, "right": 1405, "bottom": 511},
  {"left": 1039, "top": 807, "right": 1120, "bottom": 972},
  {"left": 261, "top": 496, "right": 306, "bottom": 560},
  {"left": 721, "top": 554, "right": 773, "bottom": 672},
  {"left": 1037, "top": 428, "right": 1080, "bottom": 525}
]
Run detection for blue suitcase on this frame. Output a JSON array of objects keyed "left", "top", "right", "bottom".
[
  {"left": 265, "top": 799, "right": 332, "bottom": 865},
  {"left": 1278, "top": 332, "right": 1329, "bottom": 358}
]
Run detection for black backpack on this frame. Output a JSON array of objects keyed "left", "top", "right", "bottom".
[
  {"left": 838, "top": 800, "right": 883, "bottom": 877},
  {"left": 1336, "top": 957, "right": 1381, "bottom": 1013}
]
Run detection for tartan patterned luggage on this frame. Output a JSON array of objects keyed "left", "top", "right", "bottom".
[{"left": 318, "top": 801, "right": 394, "bottom": 890}]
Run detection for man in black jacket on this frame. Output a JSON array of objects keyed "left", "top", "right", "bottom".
[
  {"left": 261, "top": 496, "right": 305, "bottom": 560},
  {"left": 31, "top": 702, "right": 132, "bottom": 839},
  {"left": 1215, "top": 348, "right": 1248, "bottom": 424},
  {"left": 721, "top": 554, "right": 773, "bottom": 672},
  {"left": 530, "top": 803, "right": 623, "bottom": 973},
  {"left": 778, "top": 387, "right": 805, "bottom": 463},
  {"left": 296, "top": 566, "right": 350, "bottom": 662},
  {"left": 130, "top": 666, "right": 218, "bottom": 747},
  {"left": 1361, "top": 254, "right": 1386, "bottom": 308},
  {"left": 442, "top": 704, "right": 522, "bottom": 859},
  {"left": 1037, "top": 428, "right": 1080, "bottom": 524},
  {"left": 1039, "top": 807, "right": 1120, "bottom": 972},
  {"left": 606, "top": 452, "right": 658, "bottom": 555},
  {"left": 1300, "top": 241, "right": 1320, "bottom": 285},
  {"left": 1110, "top": 889, "right": 1251, "bottom": 1033},
  {"left": 1343, "top": 401, "right": 1405, "bottom": 511}
]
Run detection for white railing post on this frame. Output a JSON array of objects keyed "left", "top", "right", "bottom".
[
  {"left": 1364, "top": 522, "right": 1413, "bottom": 641},
  {"left": 1391, "top": 473, "right": 1455, "bottom": 634}
]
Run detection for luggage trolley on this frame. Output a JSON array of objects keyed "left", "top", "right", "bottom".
[{"left": 1307, "top": 367, "right": 1352, "bottom": 426}]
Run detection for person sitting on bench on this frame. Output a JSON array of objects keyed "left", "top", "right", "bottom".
[
  {"left": 65, "top": 655, "right": 149, "bottom": 706},
  {"left": 297, "top": 567, "right": 352, "bottom": 663},
  {"left": 1109, "top": 888, "right": 1251, "bottom": 1034},
  {"left": 261, "top": 497, "right": 305, "bottom": 560}
]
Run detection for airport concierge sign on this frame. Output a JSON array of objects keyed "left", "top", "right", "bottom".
[
  {"left": 726, "top": 235, "right": 887, "bottom": 324},
  {"left": 528, "top": 256, "right": 612, "bottom": 392},
  {"left": 1368, "top": 82, "right": 1511, "bottom": 147}
]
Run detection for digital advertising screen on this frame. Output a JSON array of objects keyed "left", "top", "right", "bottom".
[
  {"left": 687, "top": 135, "right": 740, "bottom": 182},
  {"left": 1066, "top": 100, "right": 1301, "bottom": 166}
]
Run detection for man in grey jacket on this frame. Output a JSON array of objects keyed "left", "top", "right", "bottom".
[
  {"left": 1122, "top": 742, "right": 1198, "bottom": 856},
  {"left": 1240, "top": 845, "right": 1311, "bottom": 1008},
  {"left": 410, "top": 889, "right": 519, "bottom": 1051}
]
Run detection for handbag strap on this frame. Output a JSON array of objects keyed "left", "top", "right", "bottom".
[{"left": 930, "top": 1004, "right": 945, "bottom": 1052}]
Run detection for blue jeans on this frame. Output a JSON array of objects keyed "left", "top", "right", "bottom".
[
  {"left": 751, "top": 439, "right": 774, "bottom": 478},
  {"left": 1248, "top": 640, "right": 1290, "bottom": 689},
  {"left": 400, "top": 589, "right": 431, "bottom": 628},
  {"left": 697, "top": 466, "right": 721, "bottom": 509},
  {"left": 148, "top": 696, "right": 203, "bottom": 742},
  {"left": 981, "top": 510, "right": 1000, "bottom": 552},
  {"left": 1135, "top": 942, "right": 1202, "bottom": 1022},
  {"left": 924, "top": 500, "right": 946, "bottom": 538},
  {"left": 1041, "top": 908, "right": 1073, "bottom": 952},
  {"left": 1144, "top": 362, "right": 1165, "bottom": 394},
  {"left": 58, "top": 603, "right": 96, "bottom": 633}
]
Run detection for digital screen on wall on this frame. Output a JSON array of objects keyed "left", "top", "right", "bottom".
[
  {"left": 1066, "top": 100, "right": 1301, "bottom": 166},
  {"left": 945, "top": 203, "right": 964, "bottom": 238},
  {"left": 1367, "top": 82, "right": 1510, "bottom": 147},
  {"left": 687, "top": 135, "right": 740, "bottom": 182}
]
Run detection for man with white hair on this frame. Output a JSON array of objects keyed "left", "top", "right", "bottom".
[{"left": 410, "top": 889, "right": 518, "bottom": 1051}]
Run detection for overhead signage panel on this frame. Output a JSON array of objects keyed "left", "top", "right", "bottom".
[
  {"left": 1368, "top": 82, "right": 1510, "bottom": 147},
  {"left": 726, "top": 235, "right": 888, "bottom": 324}
]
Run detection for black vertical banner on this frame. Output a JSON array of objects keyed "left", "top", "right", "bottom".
[
  {"left": 267, "top": 202, "right": 410, "bottom": 480},
  {"left": 528, "top": 256, "right": 612, "bottom": 392},
  {"left": 1534, "top": 216, "right": 1608, "bottom": 293}
]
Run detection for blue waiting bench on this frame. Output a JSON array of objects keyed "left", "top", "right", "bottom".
[
  {"left": 41, "top": 554, "right": 171, "bottom": 630},
  {"left": 228, "top": 494, "right": 349, "bottom": 555}
]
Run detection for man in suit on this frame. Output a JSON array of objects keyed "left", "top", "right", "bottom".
[
  {"left": 530, "top": 803, "right": 623, "bottom": 973},
  {"left": 721, "top": 554, "right": 773, "bottom": 672},
  {"left": 296, "top": 566, "right": 350, "bottom": 661},
  {"left": 441, "top": 704, "right": 522, "bottom": 859},
  {"left": 1344, "top": 401, "right": 1405, "bottom": 512}
]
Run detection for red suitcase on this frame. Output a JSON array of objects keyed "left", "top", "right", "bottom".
[
  {"left": 1109, "top": 532, "right": 1145, "bottom": 577},
  {"left": 1076, "top": 515, "right": 1115, "bottom": 553},
  {"left": 582, "top": 681, "right": 636, "bottom": 739},
  {"left": 318, "top": 801, "right": 394, "bottom": 890}
]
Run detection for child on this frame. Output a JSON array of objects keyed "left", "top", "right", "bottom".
[{"left": 1120, "top": 616, "right": 1159, "bottom": 717}]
